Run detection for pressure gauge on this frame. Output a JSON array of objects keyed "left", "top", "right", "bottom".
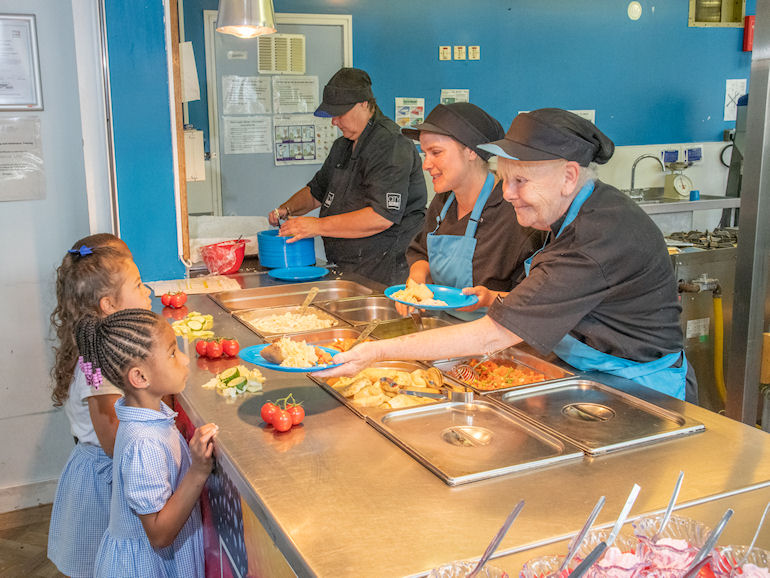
[{"left": 673, "top": 174, "right": 693, "bottom": 197}]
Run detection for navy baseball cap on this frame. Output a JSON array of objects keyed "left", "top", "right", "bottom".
[
  {"left": 314, "top": 68, "right": 374, "bottom": 118},
  {"left": 478, "top": 108, "right": 615, "bottom": 166}
]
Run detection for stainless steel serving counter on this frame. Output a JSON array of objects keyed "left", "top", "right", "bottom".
[{"left": 171, "top": 271, "right": 770, "bottom": 577}]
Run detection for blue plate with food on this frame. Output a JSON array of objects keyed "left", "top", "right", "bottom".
[
  {"left": 384, "top": 282, "right": 479, "bottom": 310},
  {"left": 239, "top": 342, "right": 342, "bottom": 373},
  {"left": 268, "top": 266, "right": 329, "bottom": 282}
]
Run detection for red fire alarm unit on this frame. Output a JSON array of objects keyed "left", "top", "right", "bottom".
[{"left": 744, "top": 15, "right": 755, "bottom": 52}]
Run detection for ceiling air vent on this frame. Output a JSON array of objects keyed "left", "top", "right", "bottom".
[{"left": 257, "top": 34, "right": 306, "bottom": 74}]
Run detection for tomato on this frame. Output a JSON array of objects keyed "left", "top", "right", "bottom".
[
  {"left": 221, "top": 338, "right": 240, "bottom": 357},
  {"left": 161, "top": 293, "right": 172, "bottom": 307},
  {"left": 195, "top": 340, "right": 209, "bottom": 357},
  {"left": 168, "top": 292, "right": 187, "bottom": 308},
  {"left": 272, "top": 409, "right": 293, "bottom": 432},
  {"left": 260, "top": 402, "right": 278, "bottom": 424},
  {"left": 206, "top": 340, "right": 223, "bottom": 359},
  {"left": 287, "top": 405, "right": 305, "bottom": 425}
]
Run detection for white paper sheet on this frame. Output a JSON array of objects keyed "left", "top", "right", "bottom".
[
  {"left": 272, "top": 76, "right": 318, "bottom": 114},
  {"left": 395, "top": 97, "right": 425, "bottom": 128},
  {"left": 223, "top": 116, "right": 272, "bottom": 155},
  {"left": 440, "top": 89, "right": 469, "bottom": 104},
  {"left": 0, "top": 116, "right": 45, "bottom": 201},
  {"left": 179, "top": 41, "right": 200, "bottom": 103},
  {"left": 222, "top": 75, "right": 271, "bottom": 115},
  {"left": 146, "top": 276, "right": 242, "bottom": 295}
]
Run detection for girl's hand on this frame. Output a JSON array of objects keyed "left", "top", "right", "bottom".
[{"left": 189, "top": 423, "right": 218, "bottom": 475}]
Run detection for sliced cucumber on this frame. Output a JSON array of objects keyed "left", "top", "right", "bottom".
[
  {"left": 219, "top": 367, "right": 240, "bottom": 384},
  {"left": 187, "top": 320, "right": 203, "bottom": 331},
  {"left": 230, "top": 376, "right": 248, "bottom": 391}
]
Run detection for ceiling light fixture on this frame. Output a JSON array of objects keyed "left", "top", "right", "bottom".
[{"left": 216, "top": 0, "right": 277, "bottom": 38}]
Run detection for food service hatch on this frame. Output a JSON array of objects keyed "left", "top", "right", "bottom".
[{"left": 487, "top": 379, "right": 705, "bottom": 455}]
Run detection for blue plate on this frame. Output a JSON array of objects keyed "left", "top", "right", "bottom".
[
  {"left": 239, "top": 344, "right": 342, "bottom": 372},
  {"left": 268, "top": 266, "right": 328, "bottom": 282},
  {"left": 384, "top": 284, "right": 479, "bottom": 310}
]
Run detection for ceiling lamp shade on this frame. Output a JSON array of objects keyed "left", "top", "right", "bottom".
[{"left": 216, "top": 0, "right": 277, "bottom": 38}]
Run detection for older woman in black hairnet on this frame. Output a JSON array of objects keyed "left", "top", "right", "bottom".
[
  {"left": 321, "top": 108, "right": 695, "bottom": 402},
  {"left": 399, "top": 103, "right": 544, "bottom": 320}
]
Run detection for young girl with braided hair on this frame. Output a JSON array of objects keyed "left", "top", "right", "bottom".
[
  {"left": 48, "top": 233, "right": 152, "bottom": 577},
  {"left": 77, "top": 308, "right": 217, "bottom": 577}
]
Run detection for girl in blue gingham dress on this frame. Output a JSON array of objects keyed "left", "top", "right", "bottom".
[
  {"left": 48, "top": 234, "right": 152, "bottom": 578},
  {"left": 76, "top": 309, "right": 218, "bottom": 578}
]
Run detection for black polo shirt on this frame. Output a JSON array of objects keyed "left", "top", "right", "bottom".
[
  {"left": 307, "top": 107, "right": 427, "bottom": 285},
  {"left": 489, "top": 180, "right": 683, "bottom": 363},
  {"left": 407, "top": 180, "right": 546, "bottom": 291}
]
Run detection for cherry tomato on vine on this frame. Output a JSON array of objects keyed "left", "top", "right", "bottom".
[
  {"left": 195, "top": 340, "right": 209, "bottom": 357},
  {"left": 287, "top": 405, "right": 305, "bottom": 426},
  {"left": 260, "top": 402, "right": 278, "bottom": 424},
  {"left": 206, "top": 340, "right": 223, "bottom": 359},
  {"left": 161, "top": 293, "right": 172, "bottom": 307},
  {"left": 272, "top": 410, "right": 293, "bottom": 432},
  {"left": 221, "top": 338, "right": 240, "bottom": 357}
]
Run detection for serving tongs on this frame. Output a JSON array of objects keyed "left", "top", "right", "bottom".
[{"left": 570, "top": 484, "right": 641, "bottom": 578}]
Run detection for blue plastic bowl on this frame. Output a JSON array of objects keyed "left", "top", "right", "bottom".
[{"left": 257, "top": 229, "right": 315, "bottom": 269}]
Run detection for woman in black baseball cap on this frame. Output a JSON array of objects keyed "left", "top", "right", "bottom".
[{"left": 401, "top": 103, "right": 544, "bottom": 320}]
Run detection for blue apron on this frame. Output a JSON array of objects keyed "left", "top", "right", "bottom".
[
  {"left": 524, "top": 180, "right": 687, "bottom": 400},
  {"left": 427, "top": 173, "right": 496, "bottom": 321}
]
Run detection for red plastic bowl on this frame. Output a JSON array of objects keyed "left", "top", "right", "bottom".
[{"left": 200, "top": 239, "right": 248, "bottom": 275}]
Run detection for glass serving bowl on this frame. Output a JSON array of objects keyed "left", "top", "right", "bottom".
[
  {"left": 428, "top": 560, "right": 509, "bottom": 578},
  {"left": 632, "top": 515, "right": 711, "bottom": 578},
  {"left": 572, "top": 530, "right": 645, "bottom": 578},
  {"left": 519, "top": 554, "right": 571, "bottom": 578},
  {"left": 710, "top": 545, "right": 770, "bottom": 577}
]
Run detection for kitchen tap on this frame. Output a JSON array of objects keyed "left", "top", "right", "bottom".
[{"left": 630, "top": 154, "right": 665, "bottom": 197}]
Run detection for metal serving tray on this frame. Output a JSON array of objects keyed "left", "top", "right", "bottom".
[
  {"left": 309, "top": 361, "right": 450, "bottom": 420},
  {"left": 316, "top": 295, "right": 402, "bottom": 325},
  {"left": 370, "top": 316, "right": 453, "bottom": 339},
  {"left": 234, "top": 305, "right": 346, "bottom": 339},
  {"left": 487, "top": 379, "right": 705, "bottom": 455},
  {"left": 432, "top": 346, "right": 573, "bottom": 395},
  {"left": 210, "top": 280, "right": 373, "bottom": 312},
  {"left": 368, "top": 399, "right": 584, "bottom": 485}
]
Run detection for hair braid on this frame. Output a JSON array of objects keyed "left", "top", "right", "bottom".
[
  {"left": 75, "top": 309, "right": 160, "bottom": 392},
  {"left": 50, "top": 234, "right": 131, "bottom": 405}
]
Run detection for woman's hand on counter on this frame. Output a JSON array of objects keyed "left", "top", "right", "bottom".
[
  {"left": 316, "top": 341, "right": 380, "bottom": 378},
  {"left": 457, "top": 286, "right": 507, "bottom": 311}
]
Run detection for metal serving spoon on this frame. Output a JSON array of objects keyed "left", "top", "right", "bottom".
[
  {"left": 737, "top": 501, "right": 770, "bottom": 568},
  {"left": 558, "top": 496, "right": 606, "bottom": 573},
  {"left": 347, "top": 318, "right": 379, "bottom": 350},
  {"left": 681, "top": 508, "right": 733, "bottom": 578},
  {"left": 298, "top": 286, "right": 320, "bottom": 315},
  {"left": 467, "top": 500, "right": 525, "bottom": 578},
  {"left": 653, "top": 471, "right": 685, "bottom": 542}
]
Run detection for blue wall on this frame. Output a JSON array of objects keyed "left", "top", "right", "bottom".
[
  {"left": 105, "top": 0, "right": 185, "bottom": 281},
  {"left": 184, "top": 0, "right": 755, "bottom": 151}
]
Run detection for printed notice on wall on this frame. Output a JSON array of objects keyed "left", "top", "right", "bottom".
[
  {"left": 395, "top": 97, "right": 425, "bottom": 128},
  {"left": 440, "top": 89, "right": 469, "bottom": 105},
  {"left": 222, "top": 75, "right": 271, "bottom": 115},
  {"left": 223, "top": 116, "right": 272, "bottom": 155},
  {"left": 272, "top": 76, "right": 318, "bottom": 114},
  {"left": 273, "top": 114, "right": 337, "bottom": 166},
  {"left": 724, "top": 79, "right": 747, "bottom": 122},
  {"left": 0, "top": 116, "right": 45, "bottom": 201}
]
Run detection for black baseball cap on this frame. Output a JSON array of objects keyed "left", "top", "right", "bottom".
[
  {"left": 314, "top": 68, "right": 374, "bottom": 118},
  {"left": 478, "top": 108, "right": 615, "bottom": 166},
  {"left": 402, "top": 103, "right": 504, "bottom": 161}
]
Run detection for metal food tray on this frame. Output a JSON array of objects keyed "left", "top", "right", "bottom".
[
  {"left": 210, "top": 280, "right": 373, "bottom": 312},
  {"left": 487, "top": 379, "right": 705, "bottom": 455},
  {"left": 315, "top": 295, "right": 402, "bottom": 325},
  {"left": 432, "top": 346, "right": 573, "bottom": 395},
  {"left": 370, "top": 315, "right": 453, "bottom": 339},
  {"left": 308, "top": 361, "right": 457, "bottom": 421},
  {"left": 234, "top": 305, "right": 348, "bottom": 339},
  {"left": 280, "top": 326, "right": 367, "bottom": 348},
  {"left": 368, "top": 399, "right": 584, "bottom": 485}
]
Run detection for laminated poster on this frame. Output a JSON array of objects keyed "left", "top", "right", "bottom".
[
  {"left": 223, "top": 116, "right": 272, "bottom": 155},
  {"left": 222, "top": 75, "right": 271, "bottom": 115},
  {"left": 0, "top": 116, "right": 45, "bottom": 201},
  {"left": 440, "top": 89, "right": 469, "bottom": 105},
  {"left": 273, "top": 114, "right": 337, "bottom": 166},
  {"left": 272, "top": 76, "right": 318, "bottom": 114},
  {"left": 395, "top": 97, "right": 425, "bottom": 128}
]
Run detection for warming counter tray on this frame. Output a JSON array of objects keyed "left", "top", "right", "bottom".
[
  {"left": 233, "top": 304, "right": 348, "bottom": 339},
  {"left": 367, "top": 399, "right": 584, "bottom": 485},
  {"left": 487, "top": 379, "right": 705, "bottom": 455},
  {"left": 315, "top": 295, "right": 402, "bottom": 325},
  {"left": 431, "top": 346, "right": 574, "bottom": 395},
  {"left": 210, "top": 280, "right": 372, "bottom": 312}
]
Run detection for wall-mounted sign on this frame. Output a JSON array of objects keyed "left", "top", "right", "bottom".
[{"left": 0, "top": 14, "right": 43, "bottom": 110}]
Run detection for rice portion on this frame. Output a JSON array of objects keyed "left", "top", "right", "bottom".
[{"left": 253, "top": 311, "right": 336, "bottom": 333}]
